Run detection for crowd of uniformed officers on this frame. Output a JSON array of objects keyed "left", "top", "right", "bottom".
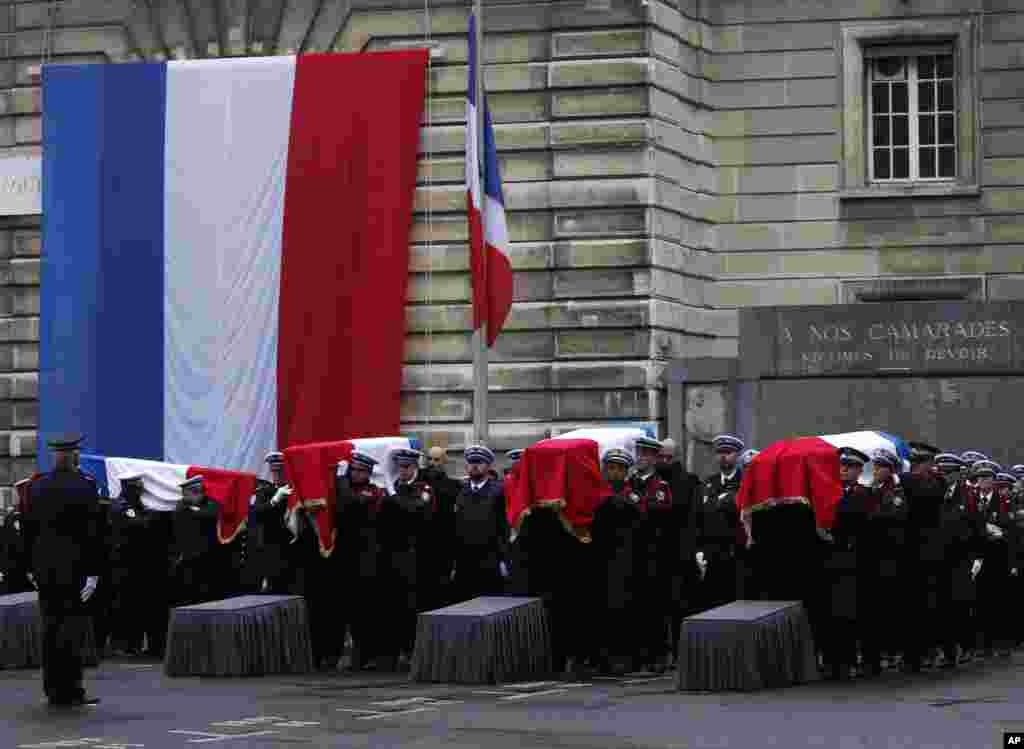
[{"left": 4, "top": 432, "right": 1024, "bottom": 696}]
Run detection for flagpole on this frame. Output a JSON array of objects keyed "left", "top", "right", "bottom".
[{"left": 471, "top": 0, "right": 489, "bottom": 447}]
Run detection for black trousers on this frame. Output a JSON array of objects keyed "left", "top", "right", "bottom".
[{"left": 38, "top": 585, "right": 89, "bottom": 702}]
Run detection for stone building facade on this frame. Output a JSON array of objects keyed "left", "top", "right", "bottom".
[{"left": 1, "top": 0, "right": 1023, "bottom": 503}]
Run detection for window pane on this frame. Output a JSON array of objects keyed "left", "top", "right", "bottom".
[
  {"left": 919, "top": 81, "right": 935, "bottom": 112},
  {"left": 892, "top": 82, "right": 908, "bottom": 113},
  {"left": 919, "top": 115, "right": 936, "bottom": 145},
  {"left": 893, "top": 148, "right": 909, "bottom": 179},
  {"left": 918, "top": 55, "right": 935, "bottom": 79},
  {"left": 874, "top": 149, "right": 891, "bottom": 180},
  {"left": 938, "top": 113, "right": 955, "bottom": 144},
  {"left": 939, "top": 146, "right": 956, "bottom": 177},
  {"left": 874, "top": 57, "right": 905, "bottom": 79},
  {"left": 872, "top": 83, "right": 889, "bottom": 114},
  {"left": 919, "top": 147, "right": 936, "bottom": 178},
  {"left": 936, "top": 54, "right": 954, "bottom": 78},
  {"left": 938, "top": 80, "right": 954, "bottom": 110},
  {"left": 873, "top": 115, "right": 890, "bottom": 146},
  {"left": 893, "top": 115, "right": 909, "bottom": 146}
]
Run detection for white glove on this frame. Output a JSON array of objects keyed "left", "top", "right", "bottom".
[
  {"left": 336, "top": 461, "right": 349, "bottom": 476},
  {"left": 986, "top": 522, "right": 1004, "bottom": 539},
  {"left": 450, "top": 567, "right": 457, "bottom": 582},
  {"left": 971, "top": 559, "right": 982, "bottom": 578},
  {"left": 26, "top": 572, "right": 36, "bottom": 590},
  {"left": 249, "top": 495, "right": 256, "bottom": 507},
  {"left": 261, "top": 578, "right": 270, "bottom": 592},
  {"left": 499, "top": 561, "right": 509, "bottom": 579},
  {"left": 270, "top": 486, "right": 293, "bottom": 507},
  {"left": 80, "top": 576, "right": 98, "bottom": 603}
]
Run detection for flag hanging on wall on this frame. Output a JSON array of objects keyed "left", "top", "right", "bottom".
[
  {"left": 466, "top": 13, "right": 513, "bottom": 348},
  {"left": 39, "top": 51, "right": 427, "bottom": 474}
]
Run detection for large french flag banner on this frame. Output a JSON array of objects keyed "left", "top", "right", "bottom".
[
  {"left": 39, "top": 52, "right": 427, "bottom": 474},
  {"left": 79, "top": 453, "right": 256, "bottom": 543},
  {"left": 466, "top": 14, "right": 513, "bottom": 347}
]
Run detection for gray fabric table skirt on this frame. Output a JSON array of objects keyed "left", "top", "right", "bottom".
[
  {"left": 411, "top": 596, "right": 551, "bottom": 684},
  {"left": 0, "top": 592, "right": 98, "bottom": 669},
  {"left": 164, "top": 595, "right": 313, "bottom": 677},
  {"left": 676, "top": 600, "right": 818, "bottom": 692}
]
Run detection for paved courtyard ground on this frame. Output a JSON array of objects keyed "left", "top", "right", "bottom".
[{"left": 1, "top": 655, "right": 1023, "bottom": 748}]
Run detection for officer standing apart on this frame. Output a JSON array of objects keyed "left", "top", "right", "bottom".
[{"left": 22, "top": 434, "right": 102, "bottom": 707}]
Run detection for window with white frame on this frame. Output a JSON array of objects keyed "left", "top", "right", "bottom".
[{"left": 867, "top": 47, "right": 957, "bottom": 183}]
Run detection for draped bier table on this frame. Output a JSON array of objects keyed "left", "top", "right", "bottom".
[
  {"left": 164, "top": 595, "right": 313, "bottom": 677},
  {"left": 0, "top": 591, "right": 98, "bottom": 669},
  {"left": 411, "top": 597, "right": 552, "bottom": 684},
  {"left": 676, "top": 600, "right": 819, "bottom": 692}
]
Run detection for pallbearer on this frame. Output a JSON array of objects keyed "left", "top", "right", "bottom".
[
  {"left": 248, "top": 452, "right": 294, "bottom": 594},
  {"left": 936, "top": 453, "right": 976, "bottom": 666},
  {"left": 591, "top": 448, "right": 646, "bottom": 675},
  {"left": 378, "top": 448, "right": 434, "bottom": 669},
  {"left": 504, "top": 449, "right": 523, "bottom": 480},
  {"left": 334, "top": 451, "right": 386, "bottom": 671},
  {"left": 108, "top": 475, "right": 151, "bottom": 656},
  {"left": 630, "top": 436, "right": 675, "bottom": 672},
  {"left": 652, "top": 437, "right": 703, "bottom": 660},
  {"left": 172, "top": 476, "right": 221, "bottom": 606},
  {"left": 0, "top": 482, "right": 32, "bottom": 595},
  {"left": 859, "top": 449, "right": 906, "bottom": 676},
  {"left": 900, "top": 442, "right": 945, "bottom": 672},
  {"left": 820, "top": 446, "right": 871, "bottom": 680}
]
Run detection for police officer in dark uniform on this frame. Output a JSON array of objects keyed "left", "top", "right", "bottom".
[
  {"left": 0, "top": 483, "right": 32, "bottom": 595},
  {"left": 335, "top": 451, "right": 387, "bottom": 670},
  {"left": 900, "top": 441, "right": 946, "bottom": 673},
  {"left": 107, "top": 474, "right": 149, "bottom": 656},
  {"left": 935, "top": 453, "right": 977, "bottom": 665},
  {"left": 172, "top": 476, "right": 221, "bottom": 606},
  {"left": 248, "top": 452, "right": 293, "bottom": 594},
  {"left": 503, "top": 449, "right": 523, "bottom": 480},
  {"left": 419, "top": 447, "right": 462, "bottom": 610},
  {"left": 21, "top": 434, "right": 102, "bottom": 707},
  {"left": 696, "top": 434, "right": 746, "bottom": 613},
  {"left": 858, "top": 448, "right": 907, "bottom": 676},
  {"left": 654, "top": 439, "right": 703, "bottom": 654},
  {"left": 629, "top": 436, "right": 675, "bottom": 672},
  {"left": 450, "top": 445, "right": 509, "bottom": 602},
  {"left": 591, "top": 448, "right": 645, "bottom": 675},
  {"left": 377, "top": 448, "right": 435, "bottom": 668},
  {"left": 966, "top": 460, "right": 1015, "bottom": 659},
  {"left": 819, "top": 446, "right": 871, "bottom": 680}
]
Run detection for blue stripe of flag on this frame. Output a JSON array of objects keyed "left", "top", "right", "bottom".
[{"left": 40, "top": 63, "right": 167, "bottom": 469}]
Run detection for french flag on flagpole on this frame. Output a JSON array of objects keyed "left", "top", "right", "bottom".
[{"left": 467, "top": 13, "right": 513, "bottom": 348}]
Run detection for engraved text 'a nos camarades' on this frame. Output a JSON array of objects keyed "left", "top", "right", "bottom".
[{"left": 773, "top": 313, "right": 1020, "bottom": 375}]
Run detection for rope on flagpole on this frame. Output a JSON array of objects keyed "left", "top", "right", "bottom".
[{"left": 423, "top": 0, "right": 434, "bottom": 435}]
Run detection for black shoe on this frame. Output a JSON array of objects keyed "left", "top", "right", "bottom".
[{"left": 71, "top": 695, "right": 100, "bottom": 707}]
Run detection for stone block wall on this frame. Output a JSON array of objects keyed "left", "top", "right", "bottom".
[{"left": 706, "top": 1, "right": 1024, "bottom": 309}]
